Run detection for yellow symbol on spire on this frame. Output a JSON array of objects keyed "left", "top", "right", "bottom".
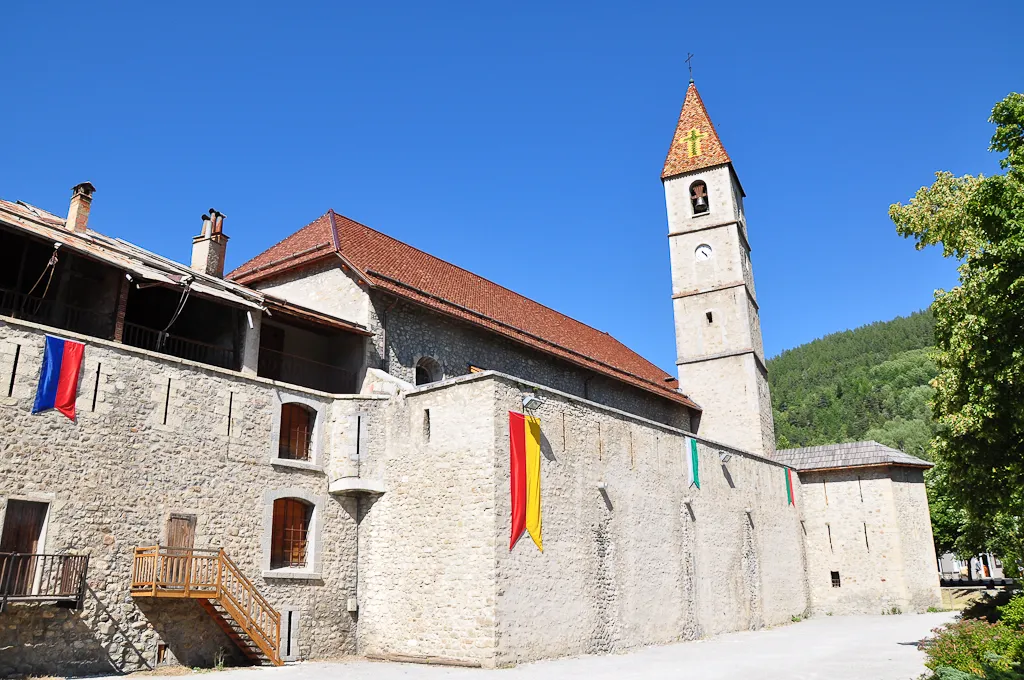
[{"left": 682, "top": 127, "right": 706, "bottom": 158}]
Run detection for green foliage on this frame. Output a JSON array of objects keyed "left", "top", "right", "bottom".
[
  {"left": 964, "top": 591, "right": 1017, "bottom": 624},
  {"left": 890, "top": 93, "right": 1024, "bottom": 523},
  {"left": 999, "top": 596, "right": 1024, "bottom": 630},
  {"left": 768, "top": 310, "right": 938, "bottom": 451},
  {"left": 921, "top": 619, "right": 1024, "bottom": 676},
  {"left": 934, "top": 663, "right": 1024, "bottom": 680}
]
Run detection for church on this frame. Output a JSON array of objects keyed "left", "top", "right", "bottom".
[{"left": 0, "top": 81, "right": 940, "bottom": 676}]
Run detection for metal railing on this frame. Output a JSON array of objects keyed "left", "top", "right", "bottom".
[
  {"left": 0, "top": 553, "right": 90, "bottom": 612},
  {"left": 0, "top": 286, "right": 116, "bottom": 339},
  {"left": 258, "top": 347, "right": 356, "bottom": 394},
  {"left": 122, "top": 323, "right": 238, "bottom": 371}
]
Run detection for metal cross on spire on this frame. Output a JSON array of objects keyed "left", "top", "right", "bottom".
[{"left": 685, "top": 53, "right": 694, "bottom": 83}]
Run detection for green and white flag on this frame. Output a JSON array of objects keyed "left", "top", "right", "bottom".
[{"left": 685, "top": 437, "right": 700, "bottom": 489}]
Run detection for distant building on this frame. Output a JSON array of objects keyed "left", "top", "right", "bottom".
[
  {"left": 0, "top": 81, "right": 939, "bottom": 677},
  {"left": 776, "top": 441, "right": 940, "bottom": 614}
]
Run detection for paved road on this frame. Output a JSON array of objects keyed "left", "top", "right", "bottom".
[{"left": 141, "top": 612, "right": 956, "bottom": 680}]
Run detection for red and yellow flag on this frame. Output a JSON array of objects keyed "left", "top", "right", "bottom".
[{"left": 509, "top": 411, "right": 542, "bottom": 551}]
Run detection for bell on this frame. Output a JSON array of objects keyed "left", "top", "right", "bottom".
[{"left": 694, "top": 195, "right": 708, "bottom": 212}]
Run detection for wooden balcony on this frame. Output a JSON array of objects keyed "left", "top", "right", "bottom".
[
  {"left": 131, "top": 546, "right": 282, "bottom": 666},
  {"left": 0, "top": 553, "right": 90, "bottom": 612}
]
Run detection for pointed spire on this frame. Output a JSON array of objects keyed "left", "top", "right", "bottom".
[{"left": 661, "top": 82, "right": 732, "bottom": 180}]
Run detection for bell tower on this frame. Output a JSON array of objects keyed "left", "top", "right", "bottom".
[{"left": 662, "top": 81, "right": 776, "bottom": 457}]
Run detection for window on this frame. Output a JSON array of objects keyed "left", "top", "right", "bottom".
[
  {"left": 415, "top": 357, "right": 442, "bottom": 386},
  {"left": 690, "top": 181, "right": 709, "bottom": 215},
  {"left": 831, "top": 571, "right": 841, "bottom": 588},
  {"left": 279, "top": 403, "right": 315, "bottom": 461},
  {"left": 271, "top": 498, "right": 313, "bottom": 569}
]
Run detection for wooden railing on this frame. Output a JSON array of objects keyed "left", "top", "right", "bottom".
[
  {"left": 257, "top": 347, "right": 356, "bottom": 394},
  {"left": 122, "top": 323, "right": 239, "bottom": 371},
  {"left": 130, "top": 546, "right": 281, "bottom": 665},
  {"left": 0, "top": 553, "right": 90, "bottom": 612}
]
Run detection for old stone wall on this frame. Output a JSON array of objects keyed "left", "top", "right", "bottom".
[
  {"left": 257, "top": 261, "right": 372, "bottom": 330},
  {"left": 354, "top": 379, "right": 499, "bottom": 665},
  {"left": 678, "top": 354, "right": 767, "bottom": 456},
  {"left": 255, "top": 262, "right": 692, "bottom": 430},
  {"left": 377, "top": 299, "right": 691, "bottom": 430},
  {"left": 797, "top": 467, "right": 940, "bottom": 615},
  {"left": 0, "top": 317, "right": 382, "bottom": 676},
  {"left": 485, "top": 374, "right": 808, "bottom": 665},
  {"left": 890, "top": 468, "right": 943, "bottom": 611}
]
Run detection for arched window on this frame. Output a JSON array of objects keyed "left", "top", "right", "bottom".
[
  {"left": 279, "top": 403, "right": 315, "bottom": 461},
  {"left": 415, "top": 357, "right": 442, "bottom": 386},
  {"left": 271, "top": 498, "right": 313, "bottom": 569},
  {"left": 690, "top": 181, "right": 709, "bottom": 215}
]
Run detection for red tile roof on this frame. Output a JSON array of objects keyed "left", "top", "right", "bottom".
[
  {"left": 662, "top": 82, "right": 732, "bottom": 179},
  {"left": 228, "top": 211, "right": 698, "bottom": 410}
]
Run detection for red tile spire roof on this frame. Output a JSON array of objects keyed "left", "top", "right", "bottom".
[
  {"left": 661, "top": 81, "right": 732, "bottom": 179},
  {"left": 228, "top": 211, "right": 698, "bottom": 410}
]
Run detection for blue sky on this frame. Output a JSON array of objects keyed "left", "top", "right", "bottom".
[{"left": 1, "top": 1, "right": 1020, "bottom": 372}]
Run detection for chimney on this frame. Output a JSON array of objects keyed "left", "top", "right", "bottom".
[
  {"left": 66, "top": 182, "right": 96, "bottom": 234},
  {"left": 191, "top": 208, "right": 229, "bottom": 277}
]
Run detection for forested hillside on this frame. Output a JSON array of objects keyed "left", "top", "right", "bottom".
[{"left": 768, "top": 309, "right": 938, "bottom": 456}]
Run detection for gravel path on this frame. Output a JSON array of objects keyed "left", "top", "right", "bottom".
[{"left": 110, "top": 612, "right": 957, "bottom": 680}]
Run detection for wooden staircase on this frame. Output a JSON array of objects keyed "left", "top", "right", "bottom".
[{"left": 131, "top": 546, "right": 282, "bottom": 666}]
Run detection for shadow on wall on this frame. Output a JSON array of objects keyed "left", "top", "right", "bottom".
[
  {"left": 540, "top": 430, "right": 557, "bottom": 462},
  {"left": 135, "top": 598, "right": 248, "bottom": 669},
  {"left": 0, "top": 587, "right": 150, "bottom": 677}
]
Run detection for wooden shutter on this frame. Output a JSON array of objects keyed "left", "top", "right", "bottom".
[
  {"left": 271, "top": 499, "right": 312, "bottom": 569},
  {"left": 279, "top": 404, "right": 314, "bottom": 460}
]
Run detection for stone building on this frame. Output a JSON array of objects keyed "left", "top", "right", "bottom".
[
  {"left": 776, "top": 441, "right": 941, "bottom": 615},
  {"left": 0, "top": 81, "right": 939, "bottom": 677}
]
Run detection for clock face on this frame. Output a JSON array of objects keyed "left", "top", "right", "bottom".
[{"left": 695, "top": 244, "right": 713, "bottom": 261}]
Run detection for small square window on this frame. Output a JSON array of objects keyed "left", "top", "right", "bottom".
[{"left": 831, "top": 571, "right": 841, "bottom": 588}]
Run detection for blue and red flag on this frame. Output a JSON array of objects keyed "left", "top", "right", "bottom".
[{"left": 32, "top": 335, "right": 85, "bottom": 421}]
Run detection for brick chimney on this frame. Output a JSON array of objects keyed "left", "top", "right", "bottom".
[
  {"left": 66, "top": 182, "right": 96, "bottom": 234},
  {"left": 191, "top": 209, "right": 229, "bottom": 277}
]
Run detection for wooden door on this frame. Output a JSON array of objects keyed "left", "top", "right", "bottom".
[
  {"left": 164, "top": 514, "right": 196, "bottom": 588},
  {"left": 0, "top": 500, "right": 48, "bottom": 595}
]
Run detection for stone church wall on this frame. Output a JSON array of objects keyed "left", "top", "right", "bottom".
[
  {"left": 485, "top": 375, "right": 808, "bottom": 665},
  {"left": 797, "top": 467, "right": 940, "bottom": 615},
  {"left": 377, "top": 299, "right": 692, "bottom": 430},
  {"left": 0, "top": 317, "right": 375, "bottom": 676}
]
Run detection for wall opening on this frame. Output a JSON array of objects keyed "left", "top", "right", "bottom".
[
  {"left": 705, "top": 311, "right": 714, "bottom": 324},
  {"left": 690, "top": 180, "right": 709, "bottom": 215},
  {"left": 270, "top": 498, "right": 313, "bottom": 569},
  {"left": 831, "top": 571, "right": 841, "bottom": 588},
  {"left": 415, "top": 356, "right": 442, "bottom": 386},
  {"left": 827, "top": 524, "right": 834, "bottom": 553},
  {"left": 279, "top": 403, "right": 315, "bottom": 461},
  {"left": 423, "top": 409, "right": 431, "bottom": 441}
]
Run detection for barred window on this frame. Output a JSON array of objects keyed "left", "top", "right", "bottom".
[
  {"left": 271, "top": 498, "right": 313, "bottom": 569},
  {"left": 279, "top": 403, "right": 315, "bottom": 461}
]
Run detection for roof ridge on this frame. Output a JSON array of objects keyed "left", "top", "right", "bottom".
[{"left": 331, "top": 211, "right": 655, "bottom": 362}]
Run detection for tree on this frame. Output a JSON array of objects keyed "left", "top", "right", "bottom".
[{"left": 890, "top": 93, "right": 1024, "bottom": 530}]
